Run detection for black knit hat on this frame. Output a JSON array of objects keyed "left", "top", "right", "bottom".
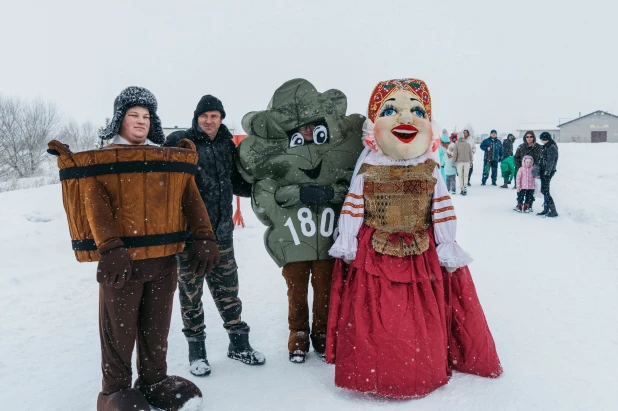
[
  {"left": 194, "top": 95, "right": 226, "bottom": 120},
  {"left": 99, "top": 86, "right": 165, "bottom": 144},
  {"left": 490, "top": 129, "right": 497, "bottom": 134},
  {"left": 539, "top": 132, "right": 552, "bottom": 141}
]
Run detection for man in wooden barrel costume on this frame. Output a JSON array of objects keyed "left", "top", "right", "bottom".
[{"left": 49, "top": 87, "right": 218, "bottom": 411}]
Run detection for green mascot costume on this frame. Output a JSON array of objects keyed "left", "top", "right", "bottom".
[{"left": 238, "top": 78, "right": 364, "bottom": 362}]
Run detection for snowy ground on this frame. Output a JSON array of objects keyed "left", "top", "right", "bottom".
[{"left": 1, "top": 144, "right": 617, "bottom": 411}]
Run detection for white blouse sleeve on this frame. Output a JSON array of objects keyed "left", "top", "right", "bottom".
[
  {"left": 432, "top": 166, "right": 473, "bottom": 268},
  {"left": 329, "top": 174, "right": 365, "bottom": 261}
]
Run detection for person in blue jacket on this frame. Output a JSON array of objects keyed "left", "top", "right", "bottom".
[{"left": 480, "top": 130, "right": 503, "bottom": 186}]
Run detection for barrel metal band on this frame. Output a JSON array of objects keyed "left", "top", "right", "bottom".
[
  {"left": 59, "top": 161, "right": 197, "bottom": 181},
  {"left": 72, "top": 231, "right": 190, "bottom": 251}
]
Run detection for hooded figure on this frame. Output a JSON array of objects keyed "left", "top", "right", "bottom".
[
  {"left": 537, "top": 131, "right": 559, "bottom": 217},
  {"left": 326, "top": 78, "right": 502, "bottom": 399},
  {"left": 238, "top": 78, "right": 364, "bottom": 362}
]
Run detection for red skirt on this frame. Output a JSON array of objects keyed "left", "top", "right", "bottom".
[{"left": 325, "top": 225, "right": 502, "bottom": 398}]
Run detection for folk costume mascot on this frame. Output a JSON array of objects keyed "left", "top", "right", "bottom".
[
  {"left": 326, "top": 79, "right": 503, "bottom": 398},
  {"left": 238, "top": 79, "right": 364, "bottom": 363},
  {"left": 49, "top": 87, "right": 217, "bottom": 411}
]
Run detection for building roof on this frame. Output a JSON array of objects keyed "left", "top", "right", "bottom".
[
  {"left": 557, "top": 110, "right": 618, "bottom": 127},
  {"left": 516, "top": 123, "right": 559, "bottom": 131}
]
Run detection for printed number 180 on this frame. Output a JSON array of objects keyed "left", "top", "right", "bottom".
[{"left": 284, "top": 207, "right": 335, "bottom": 245}]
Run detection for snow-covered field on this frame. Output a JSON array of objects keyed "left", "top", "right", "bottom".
[{"left": 1, "top": 144, "right": 617, "bottom": 411}]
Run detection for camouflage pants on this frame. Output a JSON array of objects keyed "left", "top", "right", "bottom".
[{"left": 177, "top": 238, "right": 249, "bottom": 342}]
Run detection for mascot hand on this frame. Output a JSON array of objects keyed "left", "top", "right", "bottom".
[
  {"left": 300, "top": 185, "right": 335, "bottom": 205},
  {"left": 189, "top": 233, "right": 221, "bottom": 276},
  {"left": 445, "top": 266, "right": 458, "bottom": 273},
  {"left": 97, "top": 246, "right": 133, "bottom": 289}
]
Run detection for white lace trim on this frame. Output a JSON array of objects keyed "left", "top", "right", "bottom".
[
  {"left": 329, "top": 234, "right": 358, "bottom": 261},
  {"left": 436, "top": 242, "right": 473, "bottom": 268}
]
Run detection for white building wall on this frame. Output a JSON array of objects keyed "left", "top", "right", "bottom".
[{"left": 558, "top": 112, "right": 618, "bottom": 143}]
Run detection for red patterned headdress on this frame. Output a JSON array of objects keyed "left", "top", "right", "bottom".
[{"left": 367, "top": 78, "right": 432, "bottom": 123}]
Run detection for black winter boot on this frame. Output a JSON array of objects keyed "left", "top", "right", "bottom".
[
  {"left": 228, "top": 333, "right": 266, "bottom": 365},
  {"left": 537, "top": 206, "right": 549, "bottom": 216},
  {"left": 188, "top": 341, "right": 211, "bottom": 376}
]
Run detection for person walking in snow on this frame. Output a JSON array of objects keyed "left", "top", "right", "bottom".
[
  {"left": 463, "top": 129, "right": 476, "bottom": 186},
  {"left": 500, "top": 133, "right": 516, "bottom": 188},
  {"left": 514, "top": 155, "right": 537, "bottom": 212},
  {"left": 452, "top": 132, "right": 473, "bottom": 196},
  {"left": 163, "top": 95, "right": 265, "bottom": 377},
  {"left": 537, "top": 131, "right": 559, "bottom": 217},
  {"left": 514, "top": 131, "right": 542, "bottom": 190},
  {"left": 480, "top": 130, "right": 503, "bottom": 186}
]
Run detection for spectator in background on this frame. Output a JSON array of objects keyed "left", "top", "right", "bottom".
[
  {"left": 438, "top": 134, "right": 451, "bottom": 182},
  {"left": 452, "top": 132, "right": 473, "bottom": 196},
  {"left": 444, "top": 138, "right": 458, "bottom": 194},
  {"left": 480, "top": 130, "right": 503, "bottom": 186},
  {"left": 537, "top": 132, "right": 559, "bottom": 217},
  {"left": 514, "top": 131, "right": 542, "bottom": 190},
  {"left": 463, "top": 129, "right": 476, "bottom": 186},
  {"left": 500, "top": 133, "right": 516, "bottom": 188},
  {"left": 514, "top": 155, "right": 536, "bottom": 212}
]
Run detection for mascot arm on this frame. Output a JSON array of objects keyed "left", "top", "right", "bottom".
[
  {"left": 329, "top": 174, "right": 365, "bottom": 261},
  {"left": 274, "top": 184, "right": 301, "bottom": 208},
  {"left": 83, "top": 178, "right": 123, "bottom": 252},
  {"left": 431, "top": 166, "right": 473, "bottom": 268},
  {"left": 329, "top": 181, "right": 351, "bottom": 205},
  {"left": 182, "top": 178, "right": 215, "bottom": 236}
]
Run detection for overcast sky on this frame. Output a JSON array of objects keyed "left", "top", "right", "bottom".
[{"left": 1, "top": 0, "right": 616, "bottom": 136}]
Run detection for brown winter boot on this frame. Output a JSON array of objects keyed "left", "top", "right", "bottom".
[
  {"left": 500, "top": 184, "right": 509, "bottom": 188},
  {"left": 516, "top": 203, "right": 523, "bottom": 212},
  {"left": 289, "top": 330, "right": 310, "bottom": 363},
  {"left": 97, "top": 388, "right": 151, "bottom": 411},
  {"left": 523, "top": 204, "right": 529, "bottom": 213},
  {"left": 135, "top": 376, "right": 202, "bottom": 411}
]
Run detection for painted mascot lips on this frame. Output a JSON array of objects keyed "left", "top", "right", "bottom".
[{"left": 391, "top": 124, "right": 418, "bottom": 144}]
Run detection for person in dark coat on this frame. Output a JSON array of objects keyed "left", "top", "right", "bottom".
[
  {"left": 480, "top": 129, "right": 503, "bottom": 186},
  {"left": 513, "top": 131, "right": 542, "bottom": 189},
  {"left": 500, "top": 134, "right": 516, "bottom": 188},
  {"left": 537, "top": 131, "right": 559, "bottom": 217},
  {"left": 163, "top": 95, "right": 265, "bottom": 377}
]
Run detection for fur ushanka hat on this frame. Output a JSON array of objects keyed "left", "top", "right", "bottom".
[{"left": 99, "top": 86, "right": 165, "bottom": 144}]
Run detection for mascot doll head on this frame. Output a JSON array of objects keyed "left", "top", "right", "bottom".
[{"left": 364, "top": 79, "right": 438, "bottom": 160}]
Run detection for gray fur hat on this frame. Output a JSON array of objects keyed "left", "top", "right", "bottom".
[{"left": 99, "top": 86, "right": 165, "bottom": 144}]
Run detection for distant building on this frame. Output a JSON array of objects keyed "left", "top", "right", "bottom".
[
  {"left": 516, "top": 123, "right": 560, "bottom": 141},
  {"left": 557, "top": 110, "right": 618, "bottom": 143}
]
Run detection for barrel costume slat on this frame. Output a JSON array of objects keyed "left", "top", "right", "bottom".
[{"left": 48, "top": 139, "right": 199, "bottom": 262}]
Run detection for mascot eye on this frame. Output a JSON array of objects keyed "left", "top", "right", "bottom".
[
  {"left": 380, "top": 106, "right": 397, "bottom": 117},
  {"left": 289, "top": 133, "right": 305, "bottom": 148},
  {"left": 313, "top": 125, "right": 328, "bottom": 145},
  {"left": 412, "top": 108, "right": 426, "bottom": 118}
]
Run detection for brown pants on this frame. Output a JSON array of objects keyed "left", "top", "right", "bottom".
[
  {"left": 99, "top": 255, "right": 177, "bottom": 394},
  {"left": 281, "top": 259, "right": 334, "bottom": 353}
]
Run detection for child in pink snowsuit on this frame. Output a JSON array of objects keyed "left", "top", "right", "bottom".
[{"left": 515, "top": 155, "right": 536, "bottom": 212}]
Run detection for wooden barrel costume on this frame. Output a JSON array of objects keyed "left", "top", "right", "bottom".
[{"left": 48, "top": 139, "right": 199, "bottom": 262}]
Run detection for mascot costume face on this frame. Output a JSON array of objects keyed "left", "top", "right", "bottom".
[
  {"left": 365, "top": 79, "right": 435, "bottom": 160},
  {"left": 238, "top": 78, "right": 364, "bottom": 267}
]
